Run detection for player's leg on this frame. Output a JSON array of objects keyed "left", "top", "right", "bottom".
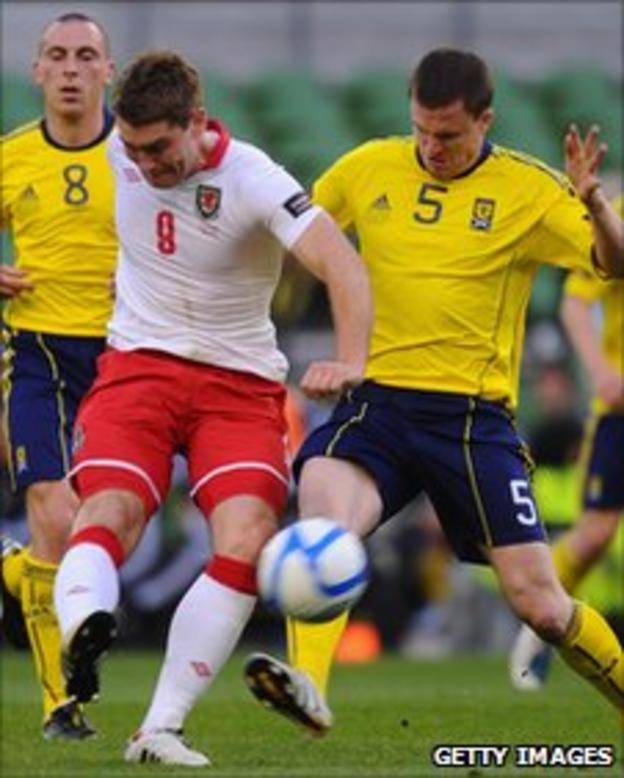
[
  {"left": 126, "top": 365, "right": 288, "bottom": 765},
  {"left": 421, "top": 397, "right": 622, "bottom": 712},
  {"left": 2, "top": 329, "right": 97, "bottom": 738},
  {"left": 21, "top": 480, "right": 89, "bottom": 737},
  {"left": 54, "top": 348, "right": 177, "bottom": 704},
  {"left": 510, "top": 414, "right": 623, "bottom": 690},
  {"left": 552, "top": 508, "right": 621, "bottom": 589},
  {"left": 492, "top": 541, "right": 623, "bottom": 711},
  {"left": 1, "top": 535, "right": 29, "bottom": 648},
  {"left": 510, "top": 508, "right": 621, "bottom": 691},
  {"left": 245, "top": 383, "right": 410, "bottom": 735},
  {"left": 127, "top": 493, "right": 276, "bottom": 767},
  {"left": 245, "top": 456, "right": 381, "bottom": 736},
  {"left": 54, "top": 487, "right": 145, "bottom": 702},
  {"left": 288, "top": 455, "right": 381, "bottom": 692}
]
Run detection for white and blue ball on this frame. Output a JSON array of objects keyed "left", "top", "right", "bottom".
[{"left": 257, "top": 517, "right": 370, "bottom": 623}]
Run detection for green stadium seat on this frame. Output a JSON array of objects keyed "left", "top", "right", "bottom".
[
  {"left": 342, "top": 69, "right": 412, "bottom": 140},
  {"left": 268, "top": 135, "right": 352, "bottom": 188},
  {"left": 489, "top": 72, "right": 560, "bottom": 166},
  {"left": 245, "top": 71, "right": 357, "bottom": 184},
  {"left": 539, "top": 68, "right": 622, "bottom": 171},
  {"left": 1, "top": 74, "right": 42, "bottom": 134},
  {"left": 202, "top": 73, "right": 261, "bottom": 143},
  {"left": 528, "top": 265, "right": 565, "bottom": 321}
]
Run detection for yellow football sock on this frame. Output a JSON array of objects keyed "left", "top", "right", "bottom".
[
  {"left": 20, "top": 550, "right": 70, "bottom": 721},
  {"left": 287, "top": 611, "right": 349, "bottom": 697},
  {"left": 557, "top": 601, "right": 624, "bottom": 711},
  {"left": 2, "top": 544, "right": 26, "bottom": 598},
  {"left": 552, "top": 539, "right": 585, "bottom": 594}
]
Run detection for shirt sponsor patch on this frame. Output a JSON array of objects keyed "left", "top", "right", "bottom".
[{"left": 283, "top": 191, "right": 312, "bottom": 218}]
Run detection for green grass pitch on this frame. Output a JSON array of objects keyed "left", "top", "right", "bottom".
[{"left": 1, "top": 648, "right": 621, "bottom": 777}]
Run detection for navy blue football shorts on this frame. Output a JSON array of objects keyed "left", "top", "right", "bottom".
[
  {"left": 580, "top": 413, "right": 624, "bottom": 510},
  {"left": 2, "top": 327, "right": 106, "bottom": 491},
  {"left": 294, "top": 381, "right": 546, "bottom": 564}
]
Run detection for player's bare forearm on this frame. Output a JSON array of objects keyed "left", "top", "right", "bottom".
[
  {"left": 0, "top": 265, "right": 35, "bottom": 298},
  {"left": 584, "top": 190, "right": 624, "bottom": 278},
  {"left": 565, "top": 124, "right": 624, "bottom": 277},
  {"left": 561, "top": 294, "right": 622, "bottom": 404},
  {"left": 291, "top": 212, "right": 372, "bottom": 389}
]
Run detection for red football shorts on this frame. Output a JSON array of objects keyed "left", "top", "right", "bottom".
[{"left": 70, "top": 349, "right": 289, "bottom": 519}]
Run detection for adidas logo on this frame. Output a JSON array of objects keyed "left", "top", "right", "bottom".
[
  {"left": 370, "top": 193, "right": 390, "bottom": 210},
  {"left": 19, "top": 184, "right": 38, "bottom": 201}
]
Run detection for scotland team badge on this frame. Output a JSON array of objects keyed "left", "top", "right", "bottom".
[
  {"left": 196, "top": 185, "right": 221, "bottom": 219},
  {"left": 470, "top": 198, "right": 496, "bottom": 231}
]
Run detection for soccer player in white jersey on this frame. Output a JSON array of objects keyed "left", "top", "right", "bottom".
[{"left": 52, "top": 50, "right": 372, "bottom": 767}]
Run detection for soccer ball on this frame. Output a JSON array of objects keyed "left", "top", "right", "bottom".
[{"left": 257, "top": 517, "right": 370, "bottom": 622}]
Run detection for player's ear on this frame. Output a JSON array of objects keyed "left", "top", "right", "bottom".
[
  {"left": 480, "top": 107, "right": 495, "bottom": 134},
  {"left": 32, "top": 59, "right": 43, "bottom": 87},
  {"left": 189, "top": 108, "right": 207, "bottom": 135},
  {"left": 104, "top": 59, "right": 116, "bottom": 86}
]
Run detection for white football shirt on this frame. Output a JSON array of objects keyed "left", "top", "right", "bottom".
[{"left": 107, "top": 121, "right": 321, "bottom": 381}]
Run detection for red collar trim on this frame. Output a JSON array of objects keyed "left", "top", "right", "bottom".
[{"left": 200, "top": 119, "right": 230, "bottom": 170}]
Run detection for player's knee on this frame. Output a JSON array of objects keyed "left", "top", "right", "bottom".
[
  {"left": 298, "top": 457, "right": 382, "bottom": 533},
  {"left": 73, "top": 488, "right": 146, "bottom": 554},
  {"left": 211, "top": 498, "right": 278, "bottom": 562},
  {"left": 515, "top": 593, "right": 572, "bottom": 644},
  {"left": 26, "top": 480, "right": 79, "bottom": 557}
]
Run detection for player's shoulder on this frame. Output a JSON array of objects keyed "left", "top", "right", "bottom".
[
  {"left": 220, "top": 138, "right": 296, "bottom": 187},
  {"left": 489, "top": 144, "right": 571, "bottom": 193},
  {"left": 1, "top": 119, "right": 42, "bottom": 152},
  {"left": 333, "top": 135, "right": 410, "bottom": 169},
  {"left": 228, "top": 137, "right": 275, "bottom": 168}
]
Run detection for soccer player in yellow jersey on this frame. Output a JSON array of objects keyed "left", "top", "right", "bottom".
[
  {"left": 244, "top": 49, "right": 624, "bottom": 734},
  {"left": 510, "top": 194, "right": 623, "bottom": 691},
  {"left": 0, "top": 13, "right": 116, "bottom": 739}
]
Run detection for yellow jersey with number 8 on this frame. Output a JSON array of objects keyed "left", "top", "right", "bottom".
[
  {"left": 313, "top": 137, "right": 597, "bottom": 408},
  {"left": 1, "top": 116, "right": 116, "bottom": 336}
]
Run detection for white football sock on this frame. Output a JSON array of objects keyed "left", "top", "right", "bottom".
[
  {"left": 54, "top": 543, "right": 120, "bottom": 639},
  {"left": 141, "top": 572, "right": 255, "bottom": 731}
]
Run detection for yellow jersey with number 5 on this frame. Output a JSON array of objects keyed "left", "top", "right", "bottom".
[
  {"left": 1, "top": 115, "right": 116, "bottom": 336},
  {"left": 563, "top": 195, "right": 623, "bottom": 415},
  {"left": 313, "top": 137, "right": 597, "bottom": 408}
]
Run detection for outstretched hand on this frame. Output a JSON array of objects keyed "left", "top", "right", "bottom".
[
  {"left": 299, "top": 360, "right": 364, "bottom": 400},
  {"left": 564, "top": 124, "right": 608, "bottom": 205}
]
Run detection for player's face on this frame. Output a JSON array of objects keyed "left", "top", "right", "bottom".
[
  {"left": 117, "top": 111, "right": 206, "bottom": 188},
  {"left": 410, "top": 98, "right": 493, "bottom": 180},
  {"left": 33, "top": 21, "right": 113, "bottom": 120}
]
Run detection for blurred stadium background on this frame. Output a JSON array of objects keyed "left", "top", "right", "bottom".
[{"left": 2, "top": 2, "right": 622, "bottom": 661}]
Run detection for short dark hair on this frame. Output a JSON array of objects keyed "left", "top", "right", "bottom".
[
  {"left": 113, "top": 51, "right": 202, "bottom": 128},
  {"left": 40, "top": 13, "right": 111, "bottom": 56},
  {"left": 409, "top": 49, "right": 493, "bottom": 117}
]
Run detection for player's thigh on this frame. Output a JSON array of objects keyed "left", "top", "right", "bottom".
[
  {"left": 210, "top": 494, "right": 279, "bottom": 561},
  {"left": 418, "top": 400, "right": 546, "bottom": 563},
  {"left": 298, "top": 456, "right": 383, "bottom": 534},
  {"left": 71, "top": 349, "right": 179, "bottom": 518},
  {"left": 293, "top": 384, "right": 415, "bottom": 529},
  {"left": 3, "top": 329, "right": 82, "bottom": 490},
  {"left": 187, "top": 370, "right": 290, "bottom": 520}
]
